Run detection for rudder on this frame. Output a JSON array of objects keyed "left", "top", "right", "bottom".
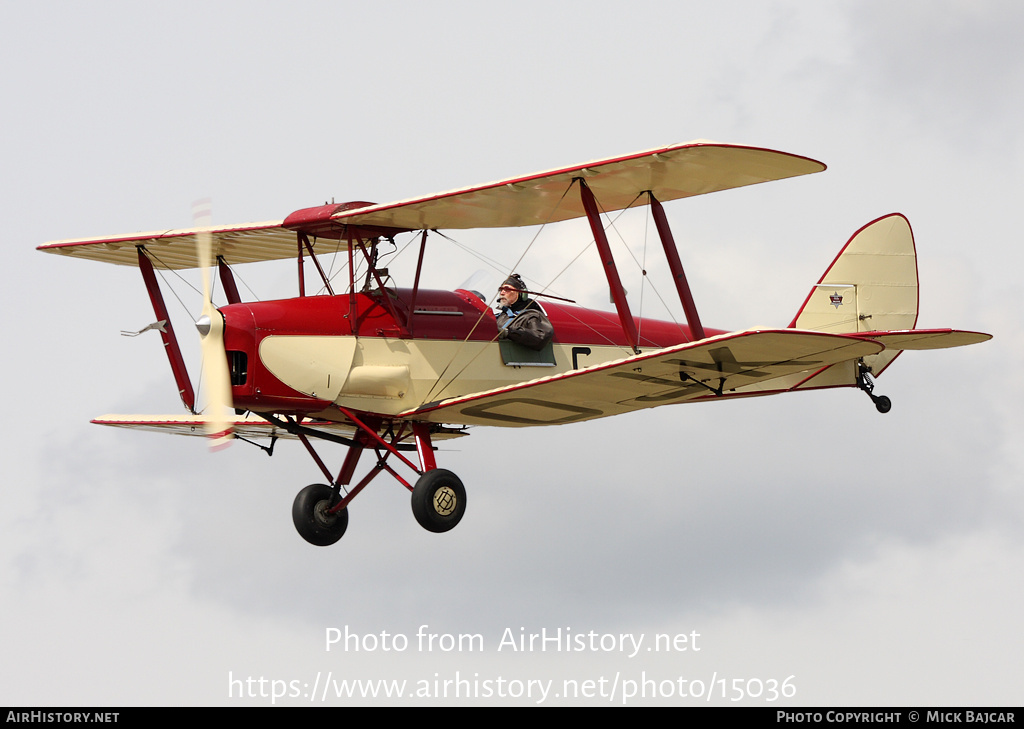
[{"left": 791, "top": 213, "right": 918, "bottom": 377}]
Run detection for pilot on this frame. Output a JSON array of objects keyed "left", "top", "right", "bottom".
[{"left": 495, "top": 274, "right": 554, "bottom": 351}]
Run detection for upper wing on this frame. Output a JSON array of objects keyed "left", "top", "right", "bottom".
[
  {"left": 332, "top": 141, "right": 825, "bottom": 230},
  {"left": 400, "top": 329, "right": 881, "bottom": 427},
  {"left": 37, "top": 220, "right": 294, "bottom": 269},
  {"left": 37, "top": 141, "right": 824, "bottom": 269}
]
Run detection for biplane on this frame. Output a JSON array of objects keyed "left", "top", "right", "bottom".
[{"left": 38, "top": 141, "right": 991, "bottom": 546}]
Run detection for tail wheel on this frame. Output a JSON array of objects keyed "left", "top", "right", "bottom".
[
  {"left": 856, "top": 363, "right": 892, "bottom": 415},
  {"left": 292, "top": 483, "right": 349, "bottom": 546},
  {"left": 411, "top": 469, "right": 466, "bottom": 533}
]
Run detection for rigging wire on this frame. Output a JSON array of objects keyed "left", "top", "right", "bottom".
[
  {"left": 431, "top": 230, "right": 512, "bottom": 276},
  {"left": 225, "top": 263, "right": 261, "bottom": 302},
  {"left": 144, "top": 251, "right": 209, "bottom": 411},
  {"left": 144, "top": 249, "right": 204, "bottom": 299},
  {"left": 594, "top": 193, "right": 686, "bottom": 336},
  {"left": 418, "top": 180, "right": 578, "bottom": 406},
  {"left": 323, "top": 236, "right": 346, "bottom": 287},
  {"left": 541, "top": 192, "right": 642, "bottom": 294},
  {"left": 140, "top": 180, "right": 692, "bottom": 416},
  {"left": 420, "top": 183, "right": 690, "bottom": 403}
]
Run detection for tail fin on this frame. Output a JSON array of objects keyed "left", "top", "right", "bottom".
[
  {"left": 791, "top": 213, "right": 918, "bottom": 333},
  {"left": 791, "top": 213, "right": 918, "bottom": 376}
]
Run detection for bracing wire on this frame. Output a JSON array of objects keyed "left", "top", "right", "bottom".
[
  {"left": 145, "top": 250, "right": 211, "bottom": 410},
  {"left": 226, "top": 264, "right": 261, "bottom": 302},
  {"left": 541, "top": 192, "right": 643, "bottom": 294},
  {"left": 144, "top": 249, "right": 204, "bottom": 299},
  {"left": 418, "top": 180, "right": 578, "bottom": 406},
  {"left": 595, "top": 193, "right": 686, "bottom": 336}
]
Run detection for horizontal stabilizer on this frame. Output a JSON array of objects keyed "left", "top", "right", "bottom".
[
  {"left": 860, "top": 329, "right": 992, "bottom": 351},
  {"left": 768, "top": 328, "right": 993, "bottom": 393}
]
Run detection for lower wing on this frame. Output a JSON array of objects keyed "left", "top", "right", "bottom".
[{"left": 401, "top": 329, "right": 884, "bottom": 427}]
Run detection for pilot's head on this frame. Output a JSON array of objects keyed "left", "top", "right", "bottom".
[{"left": 497, "top": 274, "right": 526, "bottom": 307}]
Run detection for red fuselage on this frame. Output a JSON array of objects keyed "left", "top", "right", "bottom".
[{"left": 220, "top": 287, "right": 724, "bottom": 418}]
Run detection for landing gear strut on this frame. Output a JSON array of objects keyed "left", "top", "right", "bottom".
[
  {"left": 856, "top": 363, "right": 892, "bottom": 414},
  {"left": 275, "top": 412, "right": 467, "bottom": 546}
]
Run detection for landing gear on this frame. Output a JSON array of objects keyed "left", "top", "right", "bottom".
[
  {"left": 411, "top": 469, "right": 467, "bottom": 533},
  {"left": 856, "top": 363, "right": 892, "bottom": 414},
  {"left": 292, "top": 483, "right": 349, "bottom": 546},
  {"left": 275, "top": 413, "right": 468, "bottom": 545}
]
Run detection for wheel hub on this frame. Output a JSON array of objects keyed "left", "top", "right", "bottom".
[
  {"left": 313, "top": 499, "right": 338, "bottom": 528},
  {"left": 433, "top": 486, "right": 457, "bottom": 516}
]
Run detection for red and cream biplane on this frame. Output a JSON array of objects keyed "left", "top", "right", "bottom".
[{"left": 38, "top": 142, "right": 991, "bottom": 545}]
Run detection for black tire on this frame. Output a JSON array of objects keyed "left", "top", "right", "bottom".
[
  {"left": 411, "top": 469, "right": 466, "bottom": 533},
  {"left": 875, "top": 395, "right": 892, "bottom": 414},
  {"left": 292, "top": 483, "right": 348, "bottom": 546}
]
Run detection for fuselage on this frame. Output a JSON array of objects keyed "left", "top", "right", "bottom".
[{"left": 221, "top": 287, "right": 725, "bottom": 423}]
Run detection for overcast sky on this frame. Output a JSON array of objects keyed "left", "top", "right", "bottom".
[{"left": 3, "top": 0, "right": 1021, "bottom": 706}]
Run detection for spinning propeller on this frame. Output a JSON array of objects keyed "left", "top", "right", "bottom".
[{"left": 193, "top": 203, "right": 234, "bottom": 451}]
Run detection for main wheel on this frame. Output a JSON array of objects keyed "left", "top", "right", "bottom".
[
  {"left": 875, "top": 395, "right": 892, "bottom": 414},
  {"left": 292, "top": 483, "right": 349, "bottom": 546},
  {"left": 411, "top": 469, "right": 466, "bottom": 533}
]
